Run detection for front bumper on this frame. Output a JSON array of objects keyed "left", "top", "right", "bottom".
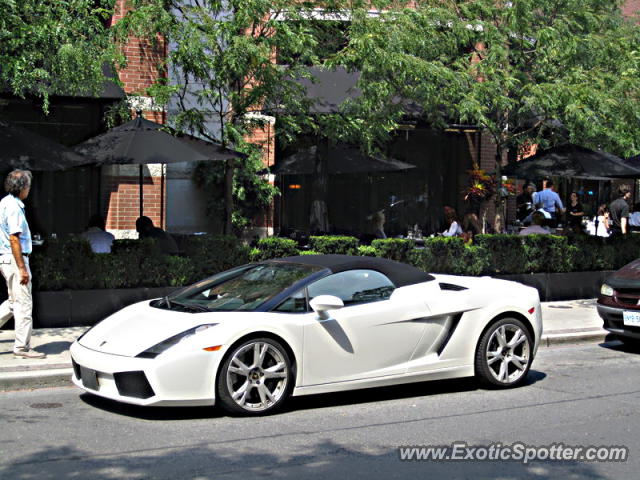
[
  {"left": 597, "top": 303, "right": 640, "bottom": 340},
  {"left": 70, "top": 341, "right": 221, "bottom": 406}
]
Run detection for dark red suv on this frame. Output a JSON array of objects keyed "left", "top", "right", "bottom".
[{"left": 597, "top": 259, "right": 640, "bottom": 345}]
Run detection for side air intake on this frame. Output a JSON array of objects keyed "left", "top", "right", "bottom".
[{"left": 439, "top": 282, "right": 468, "bottom": 291}]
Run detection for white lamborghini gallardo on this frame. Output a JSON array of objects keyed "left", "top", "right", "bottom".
[{"left": 71, "top": 254, "right": 542, "bottom": 415}]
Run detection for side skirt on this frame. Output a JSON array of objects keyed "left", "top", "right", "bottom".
[{"left": 291, "top": 365, "right": 474, "bottom": 397}]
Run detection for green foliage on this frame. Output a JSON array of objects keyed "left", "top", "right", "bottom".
[
  {"left": 309, "top": 236, "right": 359, "bottom": 255},
  {"left": 117, "top": 1, "right": 364, "bottom": 232},
  {"left": 411, "top": 237, "right": 489, "bottom": 276},
  {"left": 254, "top": 237, "right": 298, "bottom": 260},
  {"left": 522, "top": 235, "right": 573, "bottom": 273},
  {"left": 357, "top": 245, "right": 378, "bottom": 257},
  {"left": 474, "top": 235, "right": 528, "bottom": 274},
  {"left": 0, "top": 1, "right": 120, "bottom": 111},
  {"left": 609, "top": 234, "right": 640, "bottom": 268},
  {"left": 249, "top": 247, "right": 262, "bottom": 263},
  {"left": 371, "top": 238, "right": 415, "bottom": 263},
  {"left": 335, "top": 0, "right": 640, "bottom": 157},
  {"left": 567, "top": 234, "right": 621, "bottom": 271},
  {"left": 32, "top": 235, "right": 251, "bottom": 291},
  {"left": 30, "top": 233, "right": 638, "bottom": 292},
  {"left": 179, "top": 235, "right": 251, "bottom": 279},
  {"left": 31, "top": 237, "right": 97, "bottom": 291},
  {"left": 192, "top": 146, "right": 278, "bottom": 233}
]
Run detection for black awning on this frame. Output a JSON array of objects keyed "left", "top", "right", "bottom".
[{"left": 272, "top": 144, "right": 416, "bottom": 175}]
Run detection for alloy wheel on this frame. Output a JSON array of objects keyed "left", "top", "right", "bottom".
[
  {"left": 225, "top": 341, "right": 289, "bottom": 412},
  {"left": 485, "top": 324, "right": 531, "bottom": 384}
]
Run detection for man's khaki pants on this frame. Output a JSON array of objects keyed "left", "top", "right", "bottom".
[{"left": 0, "top": 254, "right": 33, "bottom": 351}]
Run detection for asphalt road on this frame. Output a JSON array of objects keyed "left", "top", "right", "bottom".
[{"left": 1, "top": 342, "right": 639, "bottom": 480}]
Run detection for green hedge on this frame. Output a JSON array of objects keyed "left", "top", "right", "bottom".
[
  {"left": 179, "top": 235, "right": 251, "bottom": 279},
  {"left": 411, "top": 237, "right": 489, "bottom": 276},
  {"left": 371, "top": 238, "right": 415, "bottom": 263},
  {"left": 31, "top": 235, "right": 247, "bottom": 291},
  {"left": 309, "top": 236, "right": 359, "bottom": 255},
  {"left": 252, "top": 237, "right": 298, "bottom": 261},
  {"left": 27, "top": 233, "right": 640, "bottom": 292}
]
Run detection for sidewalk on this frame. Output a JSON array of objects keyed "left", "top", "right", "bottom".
[{"left": 0, "top": 299, "right": 608, "bottom": 392}]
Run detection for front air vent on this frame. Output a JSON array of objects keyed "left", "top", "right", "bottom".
[
  {"left": 439, "top": 282, "right": 468, "bottom": 291},
  {"left": 114, "top": 371, "right": 155, "bottom": 399}
]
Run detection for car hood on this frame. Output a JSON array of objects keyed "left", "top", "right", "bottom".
[
  {"left": 78, "top": 300, "right": 223, "bottom": 357},
  {"left": 605, "top": 259, "right": 640, "bottom": 290}
]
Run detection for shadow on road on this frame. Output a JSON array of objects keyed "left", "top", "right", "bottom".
[
  {"left": 79, "top": 393, "right": 223, "bottom": 421},
  {"left": 0, "top": 437, "right": 608, "bottom": 480},
  {"left": 599, "top": 338, "right": 640, "bottom": 354},
  {"left": 77, "top": 370, "right": 546, "bottom": 421},
  {"left": 289, "top": 370, "right": 546, "bottom": 413}
]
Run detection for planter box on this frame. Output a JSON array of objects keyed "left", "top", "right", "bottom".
[
  {"left": 33, "top": 287, "right": 182, "bottom": 328},
  {"left": 495, "top": 271, "right": 614, "bottom": 302}
]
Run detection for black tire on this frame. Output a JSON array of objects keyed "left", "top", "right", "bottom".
[
  {"left": 216, "top": 337, "right": 294, "bottom": 416},
  {"left": 475, "top": 318, "right": 533, "bottom": 388}
]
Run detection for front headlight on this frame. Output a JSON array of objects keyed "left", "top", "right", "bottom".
[
  {"left": 600, "top": 283, "right": 614, "bottom": 296},
  {"left": 136, "top": 324, "right": 217, "bottom": 359}
]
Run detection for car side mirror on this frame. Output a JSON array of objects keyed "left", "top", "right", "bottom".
[{"left": 309, "top": 295, "right": 344, "bottom": 320}]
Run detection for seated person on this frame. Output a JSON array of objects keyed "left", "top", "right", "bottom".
[
  {"left": 519, "top": 211, "right": 550, "bottom": 236},
  {"left": 442, "top": 206, "right": 463, "bottom": 237},
  {"left": 135, "top": 216, "right": 179, "bottom": 255},
  {"left": 523, "top": 202, "right": 551, "bottom": 226},
  {"left": 81, "top": 215, "right": 115, "bottom": 253}
]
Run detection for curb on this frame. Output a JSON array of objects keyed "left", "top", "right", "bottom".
[
  {"left": 540, "top": 329, "right": 609, "bottom": 348},
  {"left": 0, "top": 367, "right": 73, "bottom": 392}
]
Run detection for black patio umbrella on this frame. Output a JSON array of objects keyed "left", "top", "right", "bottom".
[
  {"left": 503, "top": 144, "right": 640, "bottom": 180},
  {"left": 272, "top": 145, "right": 416, "bottom": 175},
  {"left": 175, "top": 132, "right": 248, "bottom": 162},
  {"left": 74, "top": 112, "right": 243, "bottom": 218},
  {"left": 624, "top": 154, "right": 640, "bottom": 169},
  {"left": 1, "top": 120, "right": 93, "bottom": 171},
  {"left": 74, "top": 113, "right": 210, "bottom": 166}
]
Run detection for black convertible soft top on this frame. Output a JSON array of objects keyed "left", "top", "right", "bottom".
[{"left": 269, "top": 254, "right": 434, "bottom": 288}]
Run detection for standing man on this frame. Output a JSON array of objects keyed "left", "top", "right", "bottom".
[
  {"left": 0, "top": 170, "right": 45, "bottom": 358},
  {"left": 609, "top": 185, "right": 632, "bottom": 236},
  {"left": 532, "top": 180, "right": 565, "bottom": 228}
]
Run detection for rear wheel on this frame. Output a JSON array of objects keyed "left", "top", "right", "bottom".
[
  {"left": 216, "top": 338, "right": 293, "bottom": 415},
  {"left": 475, "top": 318, "right": 533, "bottom": 388}
]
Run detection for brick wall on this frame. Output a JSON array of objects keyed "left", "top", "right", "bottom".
[
  {"left": 244, "top": 115, "right": 276, "bottom": 233},
  {"left": 623, "top": 0, "right": 640, "bottom": 17},
  {"left": 102, "top": 0, "right": 167, "bottom": 235}
]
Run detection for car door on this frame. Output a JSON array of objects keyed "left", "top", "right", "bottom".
[{"left": 300, "top": 270, "right": 427, "bottom": 385}]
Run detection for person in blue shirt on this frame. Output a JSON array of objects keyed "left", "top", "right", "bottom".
[
  {"left": 532, "top": 180, "right": 565, "bottom": 228},
  {"left": 0, "top": 170, "right": 45, "bottom": 358}
]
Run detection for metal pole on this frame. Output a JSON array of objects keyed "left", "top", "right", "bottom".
[
  {"left": 160, "top": 163, "right": 165, "bottom": 228},
  {"left": 139, "top": 164, "right": 144, "bottom": 218}
]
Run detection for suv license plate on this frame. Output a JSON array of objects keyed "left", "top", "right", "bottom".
[{"left": 623, "top": 310, "right": 640, "bottom": 327}]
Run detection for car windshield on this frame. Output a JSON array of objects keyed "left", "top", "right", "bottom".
[{"left": 163, "top": 263, "right": 324, "bottom": 312}]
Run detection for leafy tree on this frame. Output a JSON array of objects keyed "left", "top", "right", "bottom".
[
  {"left": 115, "top": 0, "right": 371, "bottom": 234},
  {"left": 0, "top": 0, "right": 119, "bottom": 112},
  {"left": 335, "top": 0, "right": 640, "bottom": 161}
]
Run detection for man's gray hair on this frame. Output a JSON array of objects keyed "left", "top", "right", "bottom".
[{"left": 4, "top": 170, "right": 33, "bottom": 196}]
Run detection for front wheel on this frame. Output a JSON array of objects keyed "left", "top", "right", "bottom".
[
  {"left": 475, "top": 318, "right": 533, "bottom": 388},
  {"left": 216, "top": 338, "right": 293, "bottom": 415}
]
